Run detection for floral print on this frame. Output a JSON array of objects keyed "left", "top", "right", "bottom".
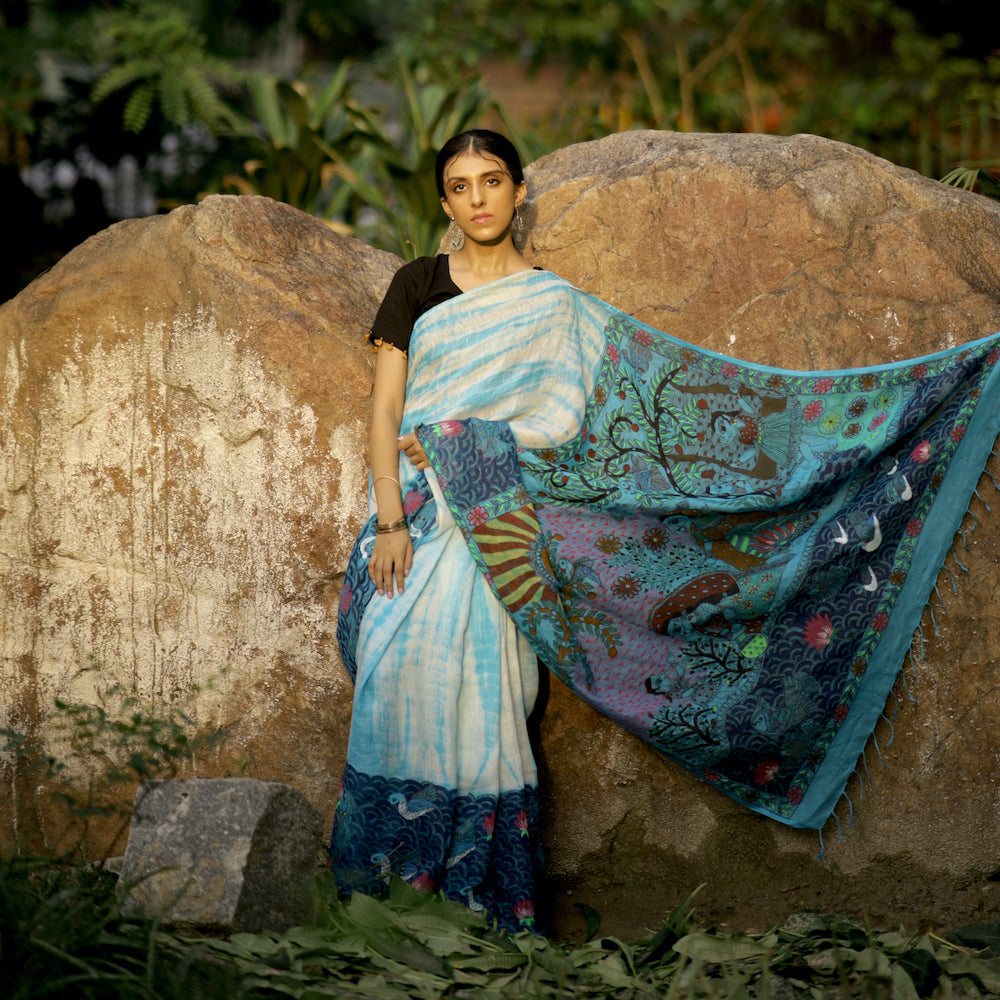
[{"left": 802, "top": 612, "right": 835, "bottom": 650}]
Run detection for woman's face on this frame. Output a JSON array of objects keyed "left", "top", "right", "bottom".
[{"left": 440, "top": 150, "right": 526, "bottom": 245}]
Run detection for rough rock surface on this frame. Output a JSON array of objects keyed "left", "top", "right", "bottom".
[
  {"left": 120, "top": 778, "right": 323, "bottom": 933},
  {"left": 0, "top": 195, "right": 394, "bottom": 854},
  {"left": 523, "top": 131, "right": 1000, "bottom": 367},
  {"left": 3, "top": 133, "right": 1000, "bottom": 938}
]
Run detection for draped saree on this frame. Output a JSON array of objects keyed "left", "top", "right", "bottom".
[{"left": 335, "top": 269, "right": 1000, "bottom": 928}]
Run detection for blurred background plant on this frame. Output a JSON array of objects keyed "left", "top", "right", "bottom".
[
  {"left": 1, "top": 0, "right": 998, "bottom": 299},
  {"left": 1, "top": 659, "right": 226, "bottom": 860}
]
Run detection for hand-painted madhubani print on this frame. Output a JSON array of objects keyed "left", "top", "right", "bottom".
[
  {"left": 334, "top": 269, "right": 1000, "bottom": 933},
  {"left": 417, "top": 311, "right": 1000, "bottom": 829}
]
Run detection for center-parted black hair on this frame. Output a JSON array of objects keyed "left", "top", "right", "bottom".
[{"left": 435, "top": 130, "right": 525, "bottom": 199}]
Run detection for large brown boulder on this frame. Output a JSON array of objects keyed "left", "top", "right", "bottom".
[
  {"left": 2, "top": 132, "right": 1000, "bottom": 938},
  {"left": 0, "top": 195, "right": 394, "bottom": 853}
]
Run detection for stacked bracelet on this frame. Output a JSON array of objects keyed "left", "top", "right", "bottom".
[{"left": 375, "top": 516, "right": 408, "bottom": 534}]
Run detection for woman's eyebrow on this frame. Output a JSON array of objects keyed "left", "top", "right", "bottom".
[{"left": 445, "top": 169, "right": 507, "bottom": 184}]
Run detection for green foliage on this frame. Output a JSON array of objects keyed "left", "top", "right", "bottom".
[
  {"left": 375, "top": 0, "right": 998, "bottom": 179},
  {"left": 1, "top": 854, "right": 243, "bottom": 999},
  {"left": 338, "top": 62, "right": 497, "bottom": 259},
  {"left": 1, "top": 667, "right": 235, "bottom": 997},
  {"left": 4, "top": 700, "right": 1000, "bottom": 997},
  {"left": 223, "top": 61, "right": 495, "bottom": 259},
  {"left": 180, "top": 881, "right": 1000, "bottom": 998},
  {"left": 222, "top": 65, "right": 361, "bottom": 220},
  {"left": 1, "top": 660, "right": 226, "bottom": 856},
  {"left": 7, "top": 861, "right": 1000, "bottom": 998},
  {"left": 0, "top": 28, "right": 40, "bottom": 161},
  {"left": 90, "top": 0, "right": 240, "bottom": 133},
  {"left": 941, "top": 55, "right": 1000, "bottom": 201}
]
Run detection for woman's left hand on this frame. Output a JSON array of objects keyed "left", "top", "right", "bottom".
[{"left": 398, "top": 432, "right": 429, "bottom": 470}]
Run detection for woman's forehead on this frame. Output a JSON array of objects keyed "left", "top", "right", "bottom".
[{"left": 443, "top": 150, "right": 509, "bottom": 180}]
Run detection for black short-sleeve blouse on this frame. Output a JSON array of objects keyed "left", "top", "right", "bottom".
[{"left": 367, "top": 255, "right": 462, "bottom": 354}]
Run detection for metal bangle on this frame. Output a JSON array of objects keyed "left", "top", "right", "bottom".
[{"left": 375, "top": 517, "right": 408, "bottom": 534}]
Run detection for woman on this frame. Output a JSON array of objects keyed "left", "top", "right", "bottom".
[
  {"left": 332, "top": 130, "right": 593, "bottom": 930},
  {"left": 334, "top": 129, "right": 1000, "bottom": 926}
]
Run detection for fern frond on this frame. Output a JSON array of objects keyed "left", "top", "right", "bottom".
[
  {"left": 158, "top": 71, "right": 189, "bottom": 127},
  {"left": 181, "top": 65, "right": 226, "bottom": 130},
  {"left": 92, "top": 58, "right": 159, "bottom": 103},
  {"left": 122, "top": 83, "right": 155, "bottom": 133}
]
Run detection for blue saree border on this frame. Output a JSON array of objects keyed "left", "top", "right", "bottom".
[{"left": 787, "top": 346, "right": 1000, "bottom": 829}]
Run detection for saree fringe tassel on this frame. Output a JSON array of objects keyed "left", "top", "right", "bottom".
[{"left": 832, "top": 460, "right": 1000, "bottom": 843}]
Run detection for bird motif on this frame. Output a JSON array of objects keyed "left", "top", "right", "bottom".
[
  {"left": 886, "top": 473, "right": 913, "bottom": 503},
  {"left": 370, "top": 851, "right": 391, "bottom": 886},
  {"left": 388, "top": 791, "right": 436, "bottom": 820},
  {"left": 751, "top": 670, "right": 823, "bottom": 736},
  {"left": 445, "top": 817, "right": 479, "bottom": 868},
  {"left": 446, "top": 841, "right": 476, "bottom": 869},
  {"left": 399, "top": 859, "right": 434, "bottom": 891},
  {"left": 860, "top": 515, "right": 882, "bottom": 552},
  {"left": 336, "top": 787, "right": 354, "bottom": 816},
  {"left": 461, "top": 886, "right": 486, "bottom": 913}
]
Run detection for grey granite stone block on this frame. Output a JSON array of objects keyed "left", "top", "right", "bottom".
[{"left": 119, "top": 778, "right": 325, "bottom": 933}]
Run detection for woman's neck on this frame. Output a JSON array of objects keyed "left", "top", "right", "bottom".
[{"left": 447, "top": 240, "right": 531, "bottom": 292}]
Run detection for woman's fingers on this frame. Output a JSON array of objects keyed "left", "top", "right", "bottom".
[
  {"left": 397, "top": 432, "right": 429, "bottom": 469},
  {"left": 368, "top": 533, "right": 413, "bottom": 597},
  {"left": 395, "top": 537, "right": 413, "bottom": 593}
]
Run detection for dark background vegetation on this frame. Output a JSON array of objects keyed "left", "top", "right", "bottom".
[{"left": 1, "top": 0, "right": 998, "bottom": 301}]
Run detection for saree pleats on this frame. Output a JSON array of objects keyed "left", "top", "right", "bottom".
[{"left": 334, "top": 272, "right": 604, "bottom": 929}]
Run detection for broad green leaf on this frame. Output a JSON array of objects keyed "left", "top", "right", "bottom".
[
  {"left": 224, "top": 930, "right": 287, "bottom": 956},
  {"left": 591, "top": 953, "right": 636, "bottom": 988},
  {"left": 877, "top": 930, "right": 916, "bottom": 951},
  {"left": 531, "top": 941, "right": 578, "bottom": 978},
  {"left": 942, "top": 954, "right": 1000, "bottom": 992},
  {"left": 855, "top": 946, "right": 893, "bottom": 978},
  {"left": 397, "top": 913, "right": 471, "bottom": 955},
  {"left": 948, "top": 923, "right": 1000, "bottom": 952},
  {"left": 673, "top": 932, "right": 773, "bottom": 963},
  {"left": 281, "top": 924, "right": 341, "bottom": 949},
  {"left": 805, "top": 946, "right": 855, "bottom": 975},
  {"left": 450, "top": 951, "right": 528, "bottom": 971},
  {"left": 345, "top": 887, "right": 401, "bottom": 929},
  {"left": 891, "top": 964, "right": 920, "bottom": 1000}
]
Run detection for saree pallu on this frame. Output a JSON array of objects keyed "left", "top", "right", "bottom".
[{"left": 336, "top": 270, "right": 1000, "bottom": 920}]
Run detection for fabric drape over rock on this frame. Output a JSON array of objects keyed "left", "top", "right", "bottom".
[{"left": 337, "top": 270, "right": 1000, "bottom": 913}]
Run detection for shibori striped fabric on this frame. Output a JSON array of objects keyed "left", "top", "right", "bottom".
[
  {"left": 333, "top": 272, "right": 605, "bottom": 930},
  {"left": 335, "top": 269, "right": 1000, "bottom": 925}
]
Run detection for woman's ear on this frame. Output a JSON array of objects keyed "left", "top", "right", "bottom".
[
  {"left": 514, "top": 181, "right": 527, "bottom": 208},
  {"left": 440, "top": 197, "right": 452, "bottom": 218}
]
